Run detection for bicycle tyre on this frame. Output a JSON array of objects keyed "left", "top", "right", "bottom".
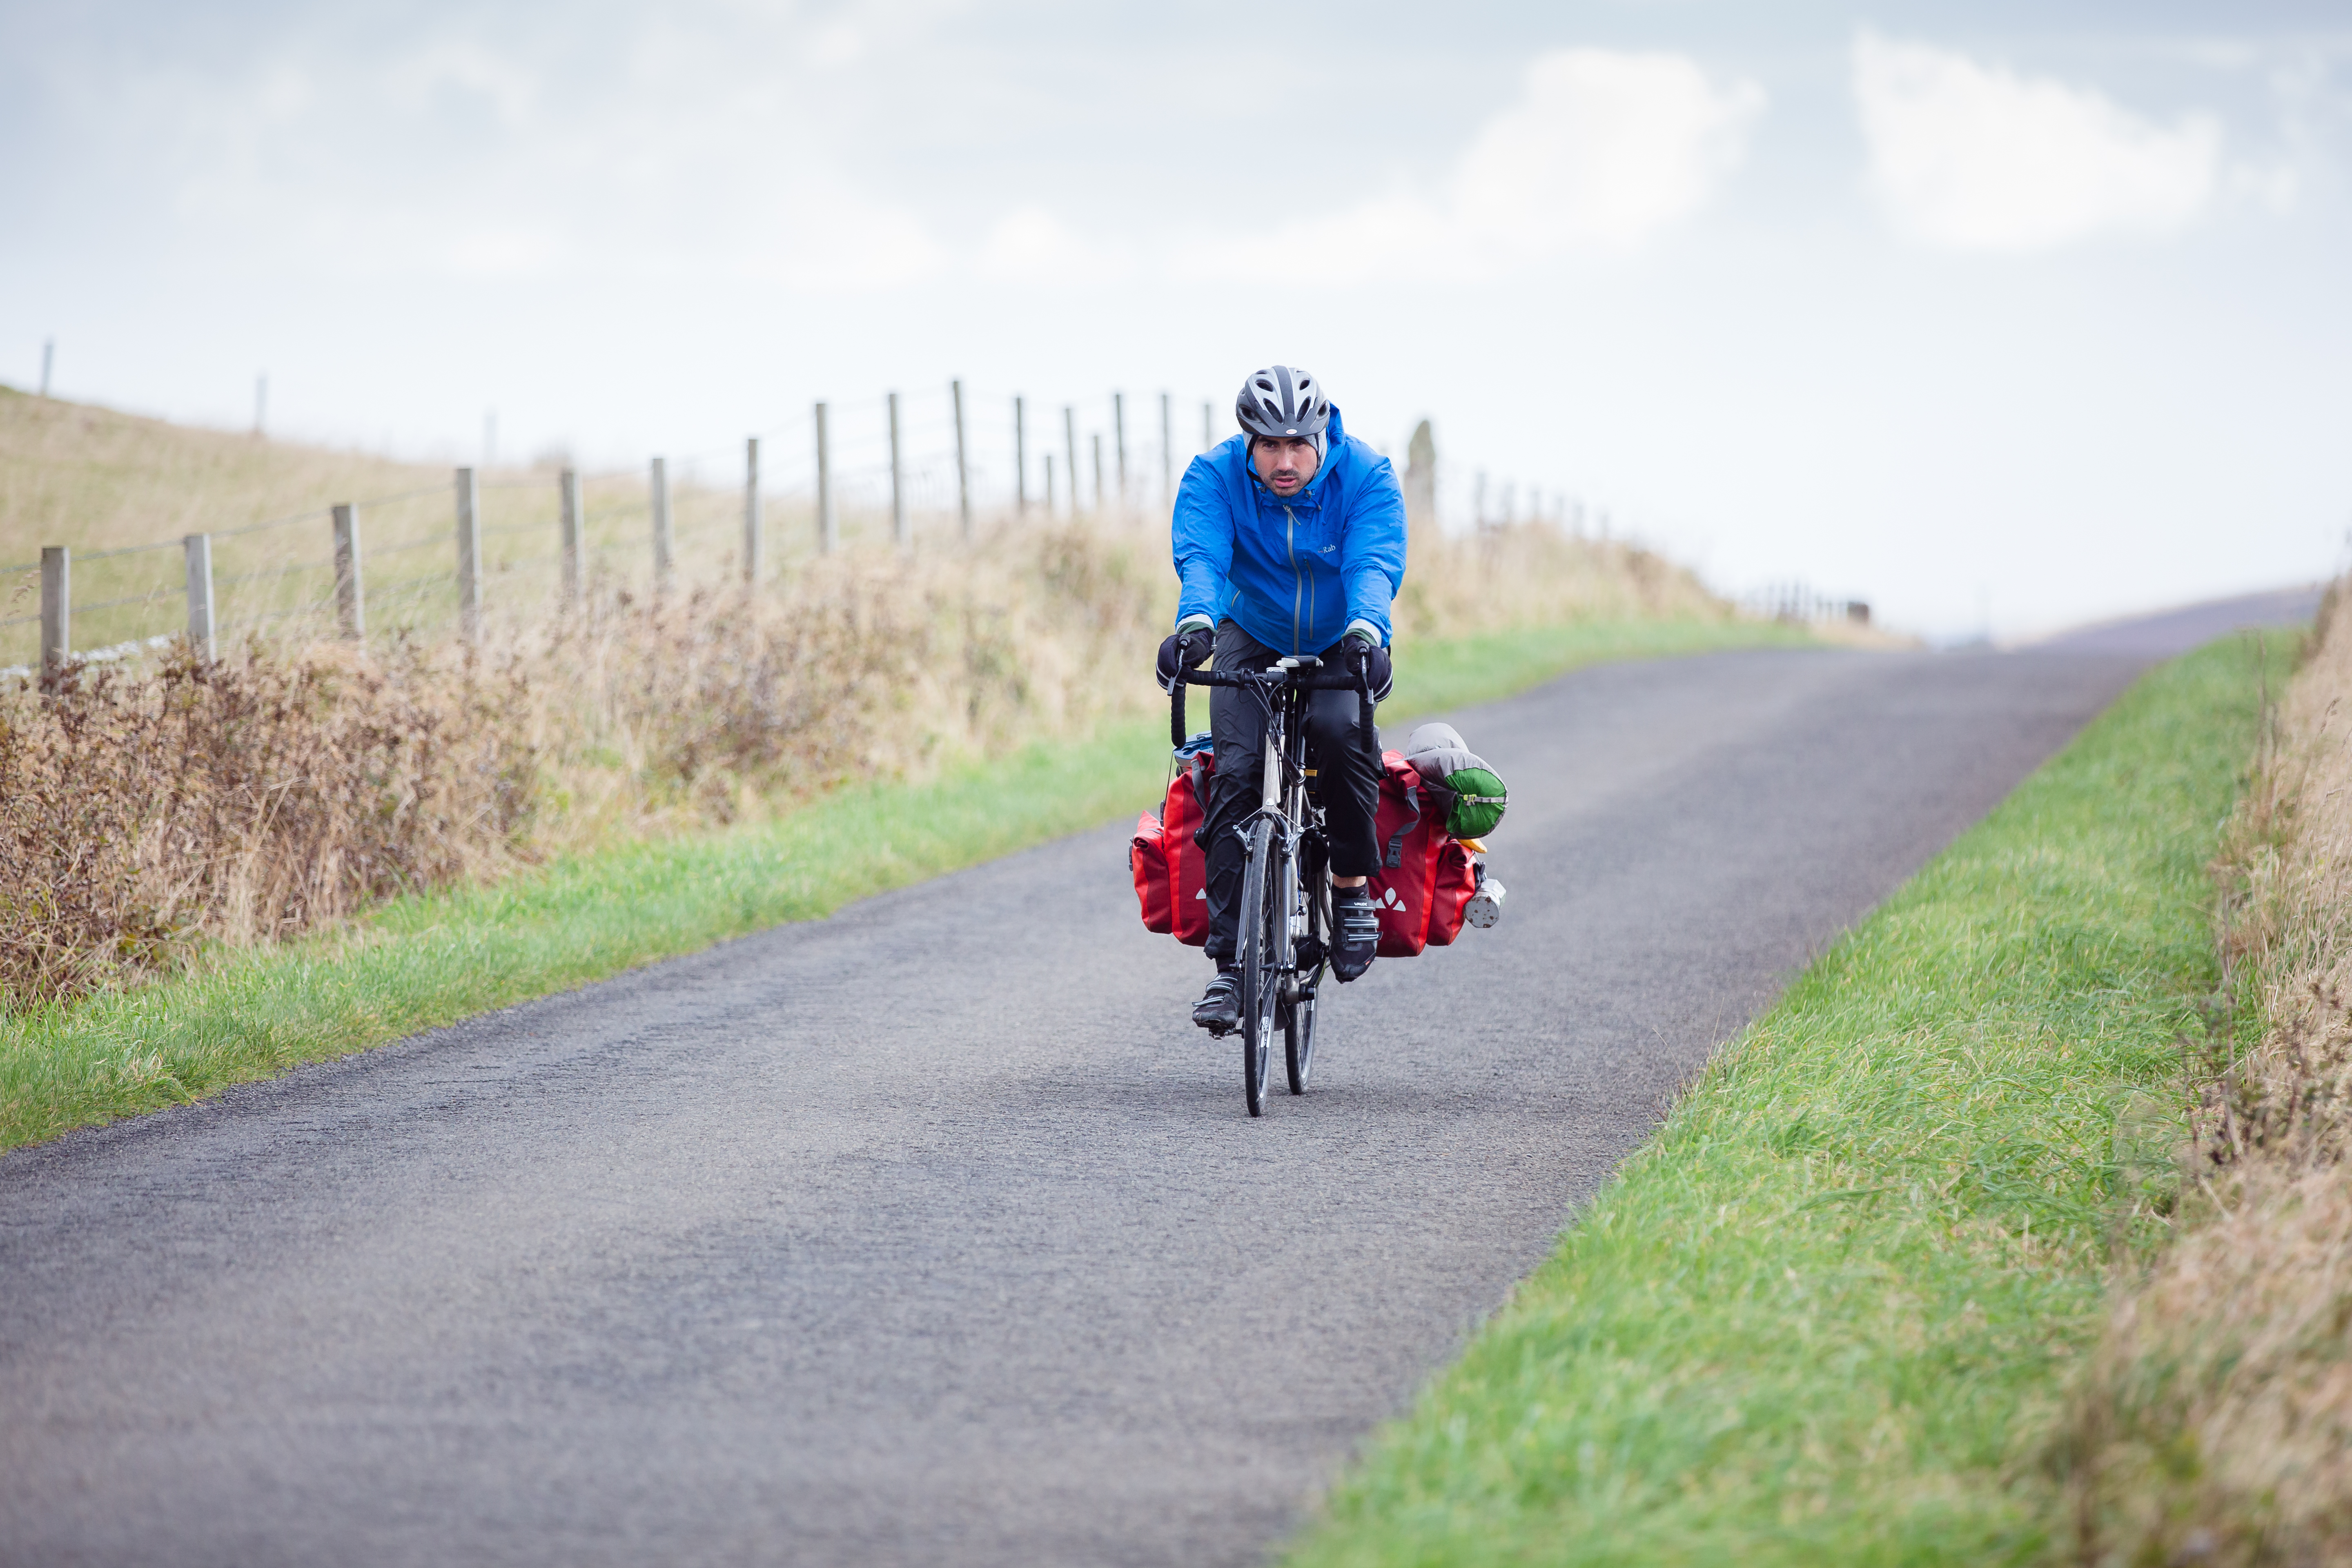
[
  {"left": 1284, "top": 988, "right": 1318, "bottom": 1094},
  {"left": 1237, "top": 817, "right": 1285, "bottom": 1118},
  {"left": 1286, "top": 873, "right": 1324, "bottom": 1094}
]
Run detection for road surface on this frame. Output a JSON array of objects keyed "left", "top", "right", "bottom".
[{"left": 0, "top": 615, "right": 2284, "bottom": 1565}]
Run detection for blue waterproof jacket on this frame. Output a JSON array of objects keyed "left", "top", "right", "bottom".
[{"left": 1171, "top": 405, "right": 1407, "bottom": 655}]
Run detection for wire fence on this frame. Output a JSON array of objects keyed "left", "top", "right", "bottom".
[
  {"left": 1, "top": 380, "right": 1621, "bottom": 677},
  {"left": 1741, "top": 580, "right": 1874, "bottom": 627}
]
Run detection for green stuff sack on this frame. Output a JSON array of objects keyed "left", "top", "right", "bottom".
[
  {"left": 1401, "top": 722, "right": 1509, "bottom": 839},
  {"left": 1438, "top": 765, "right": 1508, "bottom": 837}
]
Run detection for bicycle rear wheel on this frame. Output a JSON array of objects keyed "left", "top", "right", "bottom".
[
  {"left": 1237, "top": 817, "right": 1287, "bottom": 1117},
  {"left": 1286, "top": 873, "right": 1325, "bottom": 1094},
  {"left": 1284, "top": 988, "right": 1318, "bottom": 1095}
]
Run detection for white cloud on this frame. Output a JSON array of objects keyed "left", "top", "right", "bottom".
[
  {"left": 439, "top": 226, "right": 566, "bottom": 278},
  {"left": 1454, "top": 51, "right": 1766, "bottom": 258},
  {"left": 1178, "top": 49, "right": 1764, "bottom": 283},
  {"left": 975, "top": 205, "right": 1132, "bottom": 285},
  {"left": 1852, "top": 32, "right": 2223, "bottom": 251},
  {"left": 810, "top": 22, "right": 865, "bottom": 69},
  {"left": 383, "top": 40, "right": 541, "bottom": 127},
  {"left": 753, "top": 188, "right": 947, "bottom": 291}
]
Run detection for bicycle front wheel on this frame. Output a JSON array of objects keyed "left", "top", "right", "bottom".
[{"left": 1237, "top": 817, "right": 1287, "bottom": 1118}]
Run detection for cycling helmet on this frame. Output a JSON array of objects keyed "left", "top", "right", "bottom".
[{"left": 1235, "top": 365, "right": 1330, "bottom": 443}]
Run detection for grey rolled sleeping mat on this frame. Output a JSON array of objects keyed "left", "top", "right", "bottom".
[{"left": 1401, "top": 721, "right": 1509, "bottom": 839}]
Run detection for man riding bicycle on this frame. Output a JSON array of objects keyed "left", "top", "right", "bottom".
[{"left": 1156, "top": 365, "right": 1406, "bottom": 1035}]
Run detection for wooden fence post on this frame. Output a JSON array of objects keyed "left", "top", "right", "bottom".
[
  {"left": 1160, "top": 392, "right": 1172, "bottom": 514},
  {"left": 888, "top": 391, "right": 907, "bottom": 548},
  {"left": 1092, "top": 434, "right": 1103, "bottom": 516},
  {"left": 1114, "top": 392, "right": 1127, "bottom": 514},
  {"left": 1045, "top": 454, "right": 1056, "bottom": 517},
  {"left": 1202, "top": 401, "right": 1212, "bottom": 453},
  {"left": 455, "top": 467, "right": 481, "bottom": 639},
  {"left": 1014, "top": 395, "right": 1027, "bottom": 517},
  {"left": 651, "top": 456, "right": 672, "bottom": 588},
  {"left": 559, "top": 468, "right": 582, "bottom": 605},
  {"left": 1404, "top": 420, "right": 1436, "bottom": 539},
  {"left": 183, "top": 533, "right": 215, "bottom": 662},
  {"left": 952, "top": 379, "right": 971, "bottom": 543},
  {"left": 815, "top": 403, "right": 836, "bottom": 555},
  {"left": 744, "top": 437, "right": 763, "bottom": 584},
  {"left": 1064, "top": 408, "right": 1078, "bottom": 517},
  {"left": 332, "top": 503, "right": 365, "bottom": 640},
  {"left": 39, "top": 546, "right": 67, "bottom": 684}
]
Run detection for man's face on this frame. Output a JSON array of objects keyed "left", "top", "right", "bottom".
[{"left": 1252, "top": 436, "right": 1319, "bottom": 498}]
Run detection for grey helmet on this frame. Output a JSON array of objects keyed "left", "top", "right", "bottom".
[{"left": 1235, "top": 365, "right": 1330, "bottom": 443}]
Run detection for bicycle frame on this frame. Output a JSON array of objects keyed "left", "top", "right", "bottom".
[
  {"left": 1174, "top": 653, "right": 1369, "bottom": 881},
  {"left": 1172, "top": 654, "right": 1376, "bottom": 1112}
]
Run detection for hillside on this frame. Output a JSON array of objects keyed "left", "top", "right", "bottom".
[
  {"left": 0, "top": 387, "right": 446, "bottom": 559},
  {"left": 0, "top": 392, "right": 623, "bottom": 665}
]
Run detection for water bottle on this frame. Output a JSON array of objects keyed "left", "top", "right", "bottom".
[{"left": 1465, "top": 862, "right": 1506, "bottom": 929}]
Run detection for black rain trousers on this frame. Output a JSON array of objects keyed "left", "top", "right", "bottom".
[{"left": 1200, "top": 619, "right": 1381, "bottom": 963}]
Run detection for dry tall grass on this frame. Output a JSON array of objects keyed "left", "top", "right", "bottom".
[
  {"left": 1, "top": 641, "right": 535, "bottom": 1004},
  {"left": 0, "top": 519, "right": 1171, "bottom": 1005},
  {"left": 2059, "top": 588, "right": 2352, "bottom": 1566},
  {"left": 520, "top": 520, "right": 1174, "bottom": 844}
]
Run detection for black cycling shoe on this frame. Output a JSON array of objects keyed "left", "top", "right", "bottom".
[
  {"left": 1332, "top": 887, "right": 1379, "bottom": 982},
  {"left": 1192, "top": 970, "right": 1242, "bottom": 1034}
]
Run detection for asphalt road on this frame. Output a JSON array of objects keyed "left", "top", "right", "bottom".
[{"left": 0, "top": 633, "right": 2245, "bottom": 1566}]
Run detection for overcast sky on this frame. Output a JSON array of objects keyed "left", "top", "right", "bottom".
[{"left": 4, "top": 0, "right": 2347, "bottom": 638}]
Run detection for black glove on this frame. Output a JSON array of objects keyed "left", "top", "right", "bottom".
[
  {"left": 1156, "top": 625, "right": 1215, "bottom": 693},
  {"left": 1345, "top": 630, "right": 1393, "bottom": 703}
]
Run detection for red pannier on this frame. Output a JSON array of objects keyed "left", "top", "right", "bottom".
[
  {"left": 1131, "top": 750, "right": 1214, "bottom": 945},
  {"left": 1135, "top": 744, "right": 1477, "bottom": 955},
  {"left": 1130, "top": 811, "right": 1172, "bottom": 933},
  {"left": 1425, "top": 839, "right": 1479, "bottom": 947},
  {"left": 1366, "top": 751, "right": 1479, "bottom": 956}
]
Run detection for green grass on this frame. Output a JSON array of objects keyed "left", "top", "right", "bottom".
[
  {"left": 1286, "top": 633, "right": 2290, "bottom": 1568},
  {"left": 0, "top": 616, "right": 1795, "bottom": 1154}
]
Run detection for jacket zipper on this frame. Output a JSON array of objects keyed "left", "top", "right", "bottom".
[{"left": 1285, "top": 506, "right": 1301, "bottom": 653}]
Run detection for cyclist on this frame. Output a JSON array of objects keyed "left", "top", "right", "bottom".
[{"left": 1157, "top": 365, "right": 1405, "bottom": 1035}]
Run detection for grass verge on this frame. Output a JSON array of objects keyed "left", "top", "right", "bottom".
[
  {"left": 1287, "top": 632, "right": 2290, "bottom": 1567},
  {"left": 0, "top": 617, "right": 1794, "bottom": 1155}
]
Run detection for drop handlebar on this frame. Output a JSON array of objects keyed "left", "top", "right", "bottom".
[{"left": 1168, "top": 662, "right": 1373, "bottom": 752}]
